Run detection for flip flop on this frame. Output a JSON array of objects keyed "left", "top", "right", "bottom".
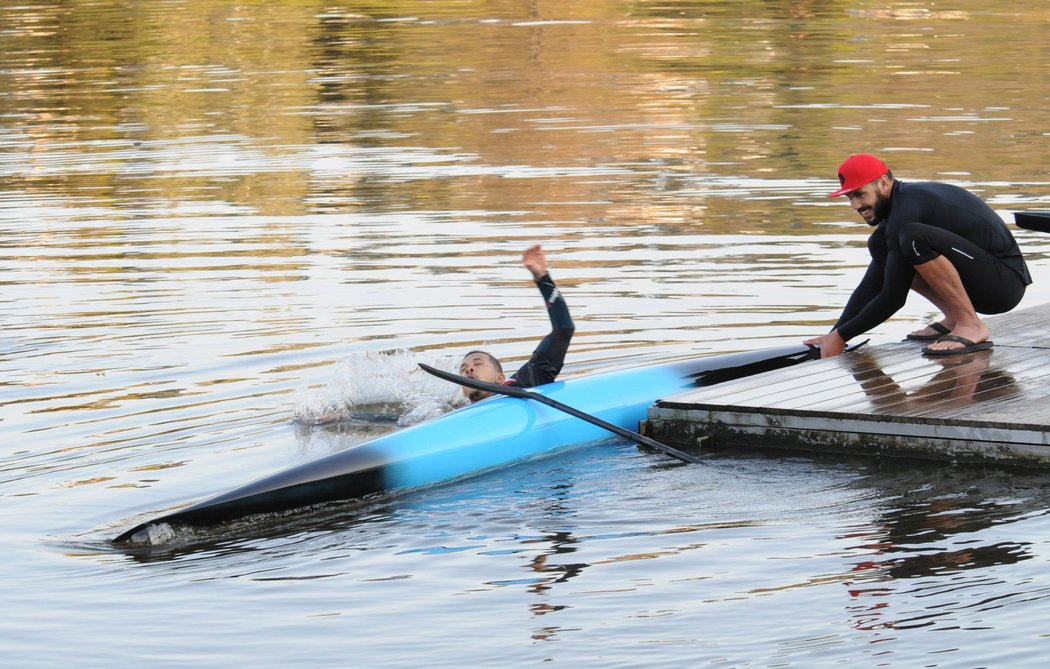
[
  {"left": 922, "top": 334, "right": 993, "bottom": 356},
  {"left": 905, "top": 321, "right": 950, "bottom": 341}
]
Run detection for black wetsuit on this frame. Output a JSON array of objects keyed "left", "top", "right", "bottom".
[
  {"left": 834, "top": 180, "right": 1031, "bottom": 343},
  {"left": 506, "top": 274, "right": 575, "bottom": 388}
]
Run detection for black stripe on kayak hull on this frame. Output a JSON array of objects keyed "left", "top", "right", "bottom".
[
  {"left": 688, "top": 346, "right": 818, "bottom": 387},
  {"left": 113, "top": 464, "right": 389, "bottom": 544}
]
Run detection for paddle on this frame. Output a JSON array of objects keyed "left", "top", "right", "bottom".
[{"left": 417, "top": 363, "right": 702, "bottom": 464}]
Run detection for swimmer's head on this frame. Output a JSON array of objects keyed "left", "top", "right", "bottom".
[{"left": 459, "top": 351, "right": 504, "bottom": 402}]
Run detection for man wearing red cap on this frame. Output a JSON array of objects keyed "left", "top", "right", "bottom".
[{"left": 805, "top": 154, "right": 1031, "bottom": 357}]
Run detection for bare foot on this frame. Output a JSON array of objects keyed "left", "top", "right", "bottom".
[{"left": 924, "top": 323, "right": 990, "bottom": 352}]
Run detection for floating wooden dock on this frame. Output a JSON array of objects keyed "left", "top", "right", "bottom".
[{"left": 643, "top": 303, "right": 1050, "bottom": 468}]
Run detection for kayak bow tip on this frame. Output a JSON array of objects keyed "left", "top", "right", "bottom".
[{"left": 113, "top": 521, "right": 177, "bottom": 547}]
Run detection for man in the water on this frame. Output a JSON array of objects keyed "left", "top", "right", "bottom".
[
  {"left": 805, "top": 153, "right": 1031, "bottom": 358},
  {"left": 459, "top": 245, "right": 574, "bottom": 402}
]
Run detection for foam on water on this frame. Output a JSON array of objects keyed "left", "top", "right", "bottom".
[{"left": 292, "top": 349, "right": 470, "bottom": 426}]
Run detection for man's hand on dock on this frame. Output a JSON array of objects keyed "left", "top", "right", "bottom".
[{"left": 803, "top": 330, "right": 846, "bottom": 358}]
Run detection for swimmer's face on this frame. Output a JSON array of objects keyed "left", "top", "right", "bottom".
[{"left": 459, "top": 352, "right": 505, "bottom": 402}]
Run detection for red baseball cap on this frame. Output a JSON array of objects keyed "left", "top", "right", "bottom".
[{"left": 828, "top": 154, "right": 888, "bottom": 197}]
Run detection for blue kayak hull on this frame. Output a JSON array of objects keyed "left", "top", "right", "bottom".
[{"left": 114, "top": 345, "right": 815, "bottom": 543}]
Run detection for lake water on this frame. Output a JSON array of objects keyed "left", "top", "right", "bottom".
[{"left": 4, "top": 0, "right": 1050, "bottom": 666}]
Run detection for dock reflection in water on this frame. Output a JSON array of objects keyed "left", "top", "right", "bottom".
[{"left": 840, "top": 463, "right": 1043, "bottom": 639}]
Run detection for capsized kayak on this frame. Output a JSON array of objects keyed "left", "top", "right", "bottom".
[
  {"left": 418, "top": 362, "right": 704, "bottom": 463},
  {"left": 113, "top": 344, "right": 817, "bottom": 544}
]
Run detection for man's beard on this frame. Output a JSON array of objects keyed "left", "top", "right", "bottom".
[{"left": 871, "top": 189, "right": 892, "bottom": 224}]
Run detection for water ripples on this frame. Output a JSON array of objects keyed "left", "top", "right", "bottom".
[{"left": 5, "top": 0, "right": 1050, "bottom": 666}]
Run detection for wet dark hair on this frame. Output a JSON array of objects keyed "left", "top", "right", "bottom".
[{"left": 462, "top": 350, "right": 503, "bottom": 374}]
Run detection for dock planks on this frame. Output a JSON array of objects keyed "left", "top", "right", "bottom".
[{"left": 644, "top": 303, "right": 1050, "bottom": 468}]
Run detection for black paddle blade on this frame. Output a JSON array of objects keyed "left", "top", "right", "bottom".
[
  {"left": 417, "top": 363, "right": 531, "bottom": 398},
  {"left": 1014, "top": 211, "right": 1050, "bottom": 233}
]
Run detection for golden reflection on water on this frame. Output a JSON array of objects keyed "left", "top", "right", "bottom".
[{"left": 3, "top": 0, "right": 1049, "bottom": 233}]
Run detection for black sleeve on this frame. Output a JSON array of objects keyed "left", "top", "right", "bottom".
[
  {"left": 835, "top": 251, "right": 912, "bottom": 342},
  {"left": 834, "top": 260, "right": 884, "bottom": 332},
  {"left": 508, "top": 274, "right": 575, "bottom": 389}
]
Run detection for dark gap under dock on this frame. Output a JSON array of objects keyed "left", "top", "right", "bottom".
[{"left": 643, "top": 303, "right": 1050, "bottom": 468}]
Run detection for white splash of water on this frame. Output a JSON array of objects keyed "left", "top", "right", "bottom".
[
  {"left": 292, "top": 349, "right": 470, "bottom": 426},
  {"left": 136, "top": 522, "right": 177, "bottom": 546}
]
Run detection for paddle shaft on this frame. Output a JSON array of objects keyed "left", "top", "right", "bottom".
[{"left": 417, "top": 363, "right": 702, "bottom": 464}]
